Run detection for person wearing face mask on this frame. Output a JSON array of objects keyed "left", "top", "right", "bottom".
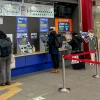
[{"left": 84, "top": 30, "right": 96, "bottom": 65}]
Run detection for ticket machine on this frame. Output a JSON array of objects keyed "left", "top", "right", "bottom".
[
  {"left": 40, "top": 33, "right": 48, "bottom": 52},
  {"left": 55, "top": 18, "right": 72, "bottom": 49},
  {"left": 17, "top": 34, "right": 32, "bottom": 54}
]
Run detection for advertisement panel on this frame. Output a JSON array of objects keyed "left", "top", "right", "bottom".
[{"left": 40, "top": 18, "right": 48, "bottom": 32}]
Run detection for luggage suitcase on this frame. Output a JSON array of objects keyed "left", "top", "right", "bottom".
[{"left": 71, "top": 51, "right": 85, "bottom": 70}]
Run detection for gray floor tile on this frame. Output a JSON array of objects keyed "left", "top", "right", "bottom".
[
  {"left": 19, "top": 80, "right": 56, "bottom": 98},
  {"left": 8, "top": 93, "right": 28, "bottom": 100},
  {"left": 44, "top": 91, "right": 93, "bottom": 100},
  {"left": 6, "top": 64, "right": 100, "bottom": 100}
]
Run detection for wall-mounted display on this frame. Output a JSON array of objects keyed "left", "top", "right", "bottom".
[
  {"left": 0, "top": 1, "right": 54, "bottom": 18},
  {"left": 26, "top": 4, "right": 54, "bottom": 18},
  {"left": 55, "top": 18, "right": 72, "bottom": 33},
  {"left": 40, "top": 18, "right": 48, "bottom": 32},
  {"left": 0, "top": 1, "right": 21, "bottom": 16},
  {"left": 31, "top": 33, "right": 37, "bottom": 39},
  {"left": 58, "top": 22, "right": 70, "bottom": 31},
  {"left": 17, "top": 33, "right": 28, "bottom": 38}
]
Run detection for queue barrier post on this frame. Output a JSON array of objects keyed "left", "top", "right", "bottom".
[
  {"left": 93, "top": 51, "right": 100, "bottom": 78},
  {"left": 58, "top": 55, "right": 71, "bottom": 93}
]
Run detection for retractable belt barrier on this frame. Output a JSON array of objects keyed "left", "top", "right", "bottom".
[
  {"left": 59, "top": 50, "right": 100, "bottom": 93},
  {"left": 63, "top": 50, "right": 100, "bottom": 64}
]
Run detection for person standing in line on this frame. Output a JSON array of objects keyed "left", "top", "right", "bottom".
[
  {"left": 0, "top": 31, "right": 12, "bottom": 86},
  {"left": 83, "top": 30, "right": 96, "bottom": 65},
  {"left": 64, "top": 32, "right": 83, "bottom": 51},
  {"left": 48, "top": 29, "right": 60, "bottom": 73}
]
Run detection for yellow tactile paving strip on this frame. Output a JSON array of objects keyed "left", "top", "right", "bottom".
[
  {"left": 0, "top": 82, "right": 22, "bottom": 100},
  {"left": 0, "top": 82, "right": 22, "bottom": 91}
]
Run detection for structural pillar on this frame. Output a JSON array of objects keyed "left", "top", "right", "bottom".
[{"left": 81, "top": 0, "right": 93, "bottom": 58}]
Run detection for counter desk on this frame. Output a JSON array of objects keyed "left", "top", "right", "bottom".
[{"left": 12, "top": 48, "right": 71, "bottom": 77}]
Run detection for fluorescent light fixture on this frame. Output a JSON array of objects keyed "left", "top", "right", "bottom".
[{"left": 96, "top": 22, "right": 99, "bottom": 23}]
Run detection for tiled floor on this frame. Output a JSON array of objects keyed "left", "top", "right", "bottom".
[{"left": 1, "top": 64, "right": 100, "bottom": 100}]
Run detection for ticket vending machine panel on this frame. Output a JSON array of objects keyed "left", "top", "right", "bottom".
[
  {"left": 40, "top": 33, "right": 48, "bottom": 52},
  {"left": 17, "top": 37, "right": 32, "bottom": 54}
]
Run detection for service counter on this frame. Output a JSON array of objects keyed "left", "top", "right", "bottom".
[{"left": 12, "top": 48, "right": 71, "bottom": 77}]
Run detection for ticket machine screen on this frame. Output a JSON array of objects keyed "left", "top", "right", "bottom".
[{"left": 19, "top": 38, "right": 28, "bottom": 45}]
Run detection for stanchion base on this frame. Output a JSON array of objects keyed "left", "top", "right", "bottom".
[
  {"left": 93, "top": 75, "right": 100, "bottom": 78},
  {"left": 58, "top": 88, "right": 71, "bottom": 93}
]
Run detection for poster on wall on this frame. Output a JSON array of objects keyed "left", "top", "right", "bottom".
[
  {"left": 16, "top": 17, "right": 28, "bottom": 33},
  {"left": 6, "top": 34, "right": 13, "bottom": 42},
  {"left": 58, "top": 22, "right": 70, "bottom": 31},
  {"left": 0, "top": 17, "right": 3, "bottom": 24},
  {"left": 40, "top": 18, "right": 48, "bottom": 32}
]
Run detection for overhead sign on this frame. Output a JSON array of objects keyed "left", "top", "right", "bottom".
[
  {"left": 16, "top": 17, "right": 28, "bottom": 33},
  {"left": 40, "top": 18, "right": 48, "bottom": 32},
  {"left": 0, "top": 1, "right": 54, "bottom": 18}
]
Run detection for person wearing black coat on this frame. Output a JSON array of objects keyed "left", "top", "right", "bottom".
[
  {"left": 48, "top": 29, "right": 60, "bottom": 73},
  {"left": 66, "top": 32, "right": 83, "bottom": 51}
]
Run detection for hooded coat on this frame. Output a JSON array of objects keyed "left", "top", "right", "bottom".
[{"left": 48, "top": 31, "right": 59, "bottom": 54}]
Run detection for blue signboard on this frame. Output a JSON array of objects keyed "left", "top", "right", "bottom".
[
  {"left": 16, "top": 17, "right": 28, "bottom": 33},
  {"left": 58, "top": 22, "right": 70, "bottom": 31},
  {"left": 40, "top": 18, "right": 48, "bottom": 32}
]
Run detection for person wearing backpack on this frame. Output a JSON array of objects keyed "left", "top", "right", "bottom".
[
  {"left": 48, "top": 29, "right": 60, "bottom": 73},
  {"left": 0, "top": 31, "right": 12, "bottom": 86},
  {"left": 64, "top": 32, "right": 83, "bottom": 51}
]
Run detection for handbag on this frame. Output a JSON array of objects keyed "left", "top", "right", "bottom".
[{"left": 10, "top": 54, "right": 15, "bottom": 69}]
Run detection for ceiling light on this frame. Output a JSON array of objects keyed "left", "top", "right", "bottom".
[{"left": 96, "top": 22, "right": 99, "bottom": 24}]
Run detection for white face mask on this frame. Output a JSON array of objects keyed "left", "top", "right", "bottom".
[{"left": 90, "top": 36, "right": 93, "bottom": 38}]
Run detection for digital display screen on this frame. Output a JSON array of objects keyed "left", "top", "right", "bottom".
[
  {"left": 58, "top": 22, "right": 70, "bottom": 31},
  {"left": 66, "top": 34, "right": 72, "bottom": 40},
  {"left": 19, "top": 38, "right": 28, "bottom": 45}
]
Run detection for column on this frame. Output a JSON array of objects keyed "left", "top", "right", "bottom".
[{"left": 81, "top": 0, "right": 93, "bottom": 58}]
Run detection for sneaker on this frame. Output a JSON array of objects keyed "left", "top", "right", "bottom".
[
  {"left": 51, "top": 69, "right": 58, "bottom": 73},
  {"left": 57, "top": 69, "right": 60, "bottom": 72}
]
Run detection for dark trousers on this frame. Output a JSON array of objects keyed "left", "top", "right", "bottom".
[{"left": 51, "top": 54, "right": 59, "bottom": 69}]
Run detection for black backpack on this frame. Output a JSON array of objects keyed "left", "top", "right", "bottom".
[
  {"left": 0, "top": 38, "right": 12, "bottom": 57},
  {"left": 73, "top": 35, "right": 83, "bottom": 50},
  {"left": 54, "top": 34, "right": 62, "bottom": 48}
]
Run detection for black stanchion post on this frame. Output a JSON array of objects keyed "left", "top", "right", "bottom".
[{"left": 58, "top": 55, "right": 71, "bottom": 93}]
